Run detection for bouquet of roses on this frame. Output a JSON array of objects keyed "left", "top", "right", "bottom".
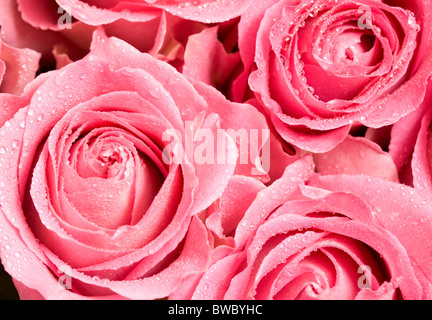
[{"left": 0, "top": 0, "right": 431, "bottom": 300}]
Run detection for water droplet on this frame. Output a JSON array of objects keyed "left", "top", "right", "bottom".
[
  {"left": 270, "top": 190, "right": 279, "bottom": 200},
  {"left": 149, "top": 87, "right": 161, "bottom": 98}
]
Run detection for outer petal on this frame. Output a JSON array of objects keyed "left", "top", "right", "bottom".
[
  {"left": 56, "top": 0, "right": 161, "bottom": 25},
  {"left": 183, "top": 27, "right": 241, "bottom": 97},
  {"left": 237, "top": 0, "right": 281, "bottom": 86},
  {"left": 314, "top": 135, "right": 399, "bottom": 182},
  {"left": 0, "top": 70, "right": 53, "bottom": 126},
  {"left": 191, "top": 251, "right": 246, "bottom": 300},
  {"left": 389, "top": 109, "right": 426, "bottom": 172},
  {"left": 17, "top": 0, "right": 73, "bottom": 31},
  {"left": 205, "top": 175, "right": 266, "bottom": 244},
  {"left": 0, "top": 41, "right": 41, "bottom": 95},
  {"left": 151, "top": 0, "right": 254, "bottom": 23},
  {"left": 0, "top": 207, "right": 83, "bottom": 300},
  {"left": 56, "top": 0, "right": 253, "bottom": 24},
  {"left": 411, "top": 108, "right": 432, "bottom": 199},
  {"left": 191, "top": 79, "right": 272, "bottom": 181}
]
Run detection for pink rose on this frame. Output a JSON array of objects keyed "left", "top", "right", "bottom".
[
  {"left": 0, "top": 0, "right": 96, "bottom": 68},
  {"left": 54, "top": 0, "right": 253, "bottom": 24},
  {"left": 12, "top": 0, "right": 230, "bottom": 75},
  {"left": 7, "top": 0, "right": 246, "bottom": 99},
  {"left": 0, "top": 37, "right": 271, "bottom": 299},
  {"left": 235, "top": 0, "right": 432, "bottom": 152},
  {"left": 187, "top": 157, "right": 432, "bottom": 299}
]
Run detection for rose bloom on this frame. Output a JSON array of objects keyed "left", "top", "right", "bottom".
[
  {"left": 1, "top": 0, "right": 183, "bottom": 67},
  {"left": 0, "top": 37, "right": 271, "bottom": 299},
  {"left": 4, "top": 0, "right": 243, "bottom": 93},
  {"left": 0, "top": 0, "right": 96, "bottom": 70},
  {"left": 185, "top": 157, "right": 432, "bottom": 300},
  {"left": 234, "top": 0, "right": 432, "bottom": 152}
]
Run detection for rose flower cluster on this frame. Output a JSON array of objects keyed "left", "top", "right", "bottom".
[{"left": 0, "top": 0, "right": 431, "bottom": 300}]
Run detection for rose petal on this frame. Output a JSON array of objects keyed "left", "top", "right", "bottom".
[
  {"left": 17, "top": 0, "right": 70, "bottom": 31},
  {"left": 183, "top": 27, "right": 241, "bottom": 95},
  {"left": 234, "top": 155, "right": 316, "bottom": 248},
  {"left": 56, "top": 0, "right": 161, "bottom": 25},
  {"left": 40, "top": 216, "right": 211, "bottom": 299},
  {"left": 191, "top": 252, "right": 246, "bottom": 300},
  {"left": 0, "top": 208, "right": 81, "bottom": 300},
  {"left": 314, "top": 135, "right": 399, "bottom": 182},
  {"left": 0, "top": 41, "right": 41, "bottom": 95},
  {"left": 205, "top": 175, "right": 266, "bottom": 242},
  {"left": 411, "top": 108, "right": 432, "bottom": 199},
  {"left": 150, "top": 0, "right": 254, "bottom": 23},
  {"left": 191, "top": 79, "right": 271, "bottom": 180}
]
